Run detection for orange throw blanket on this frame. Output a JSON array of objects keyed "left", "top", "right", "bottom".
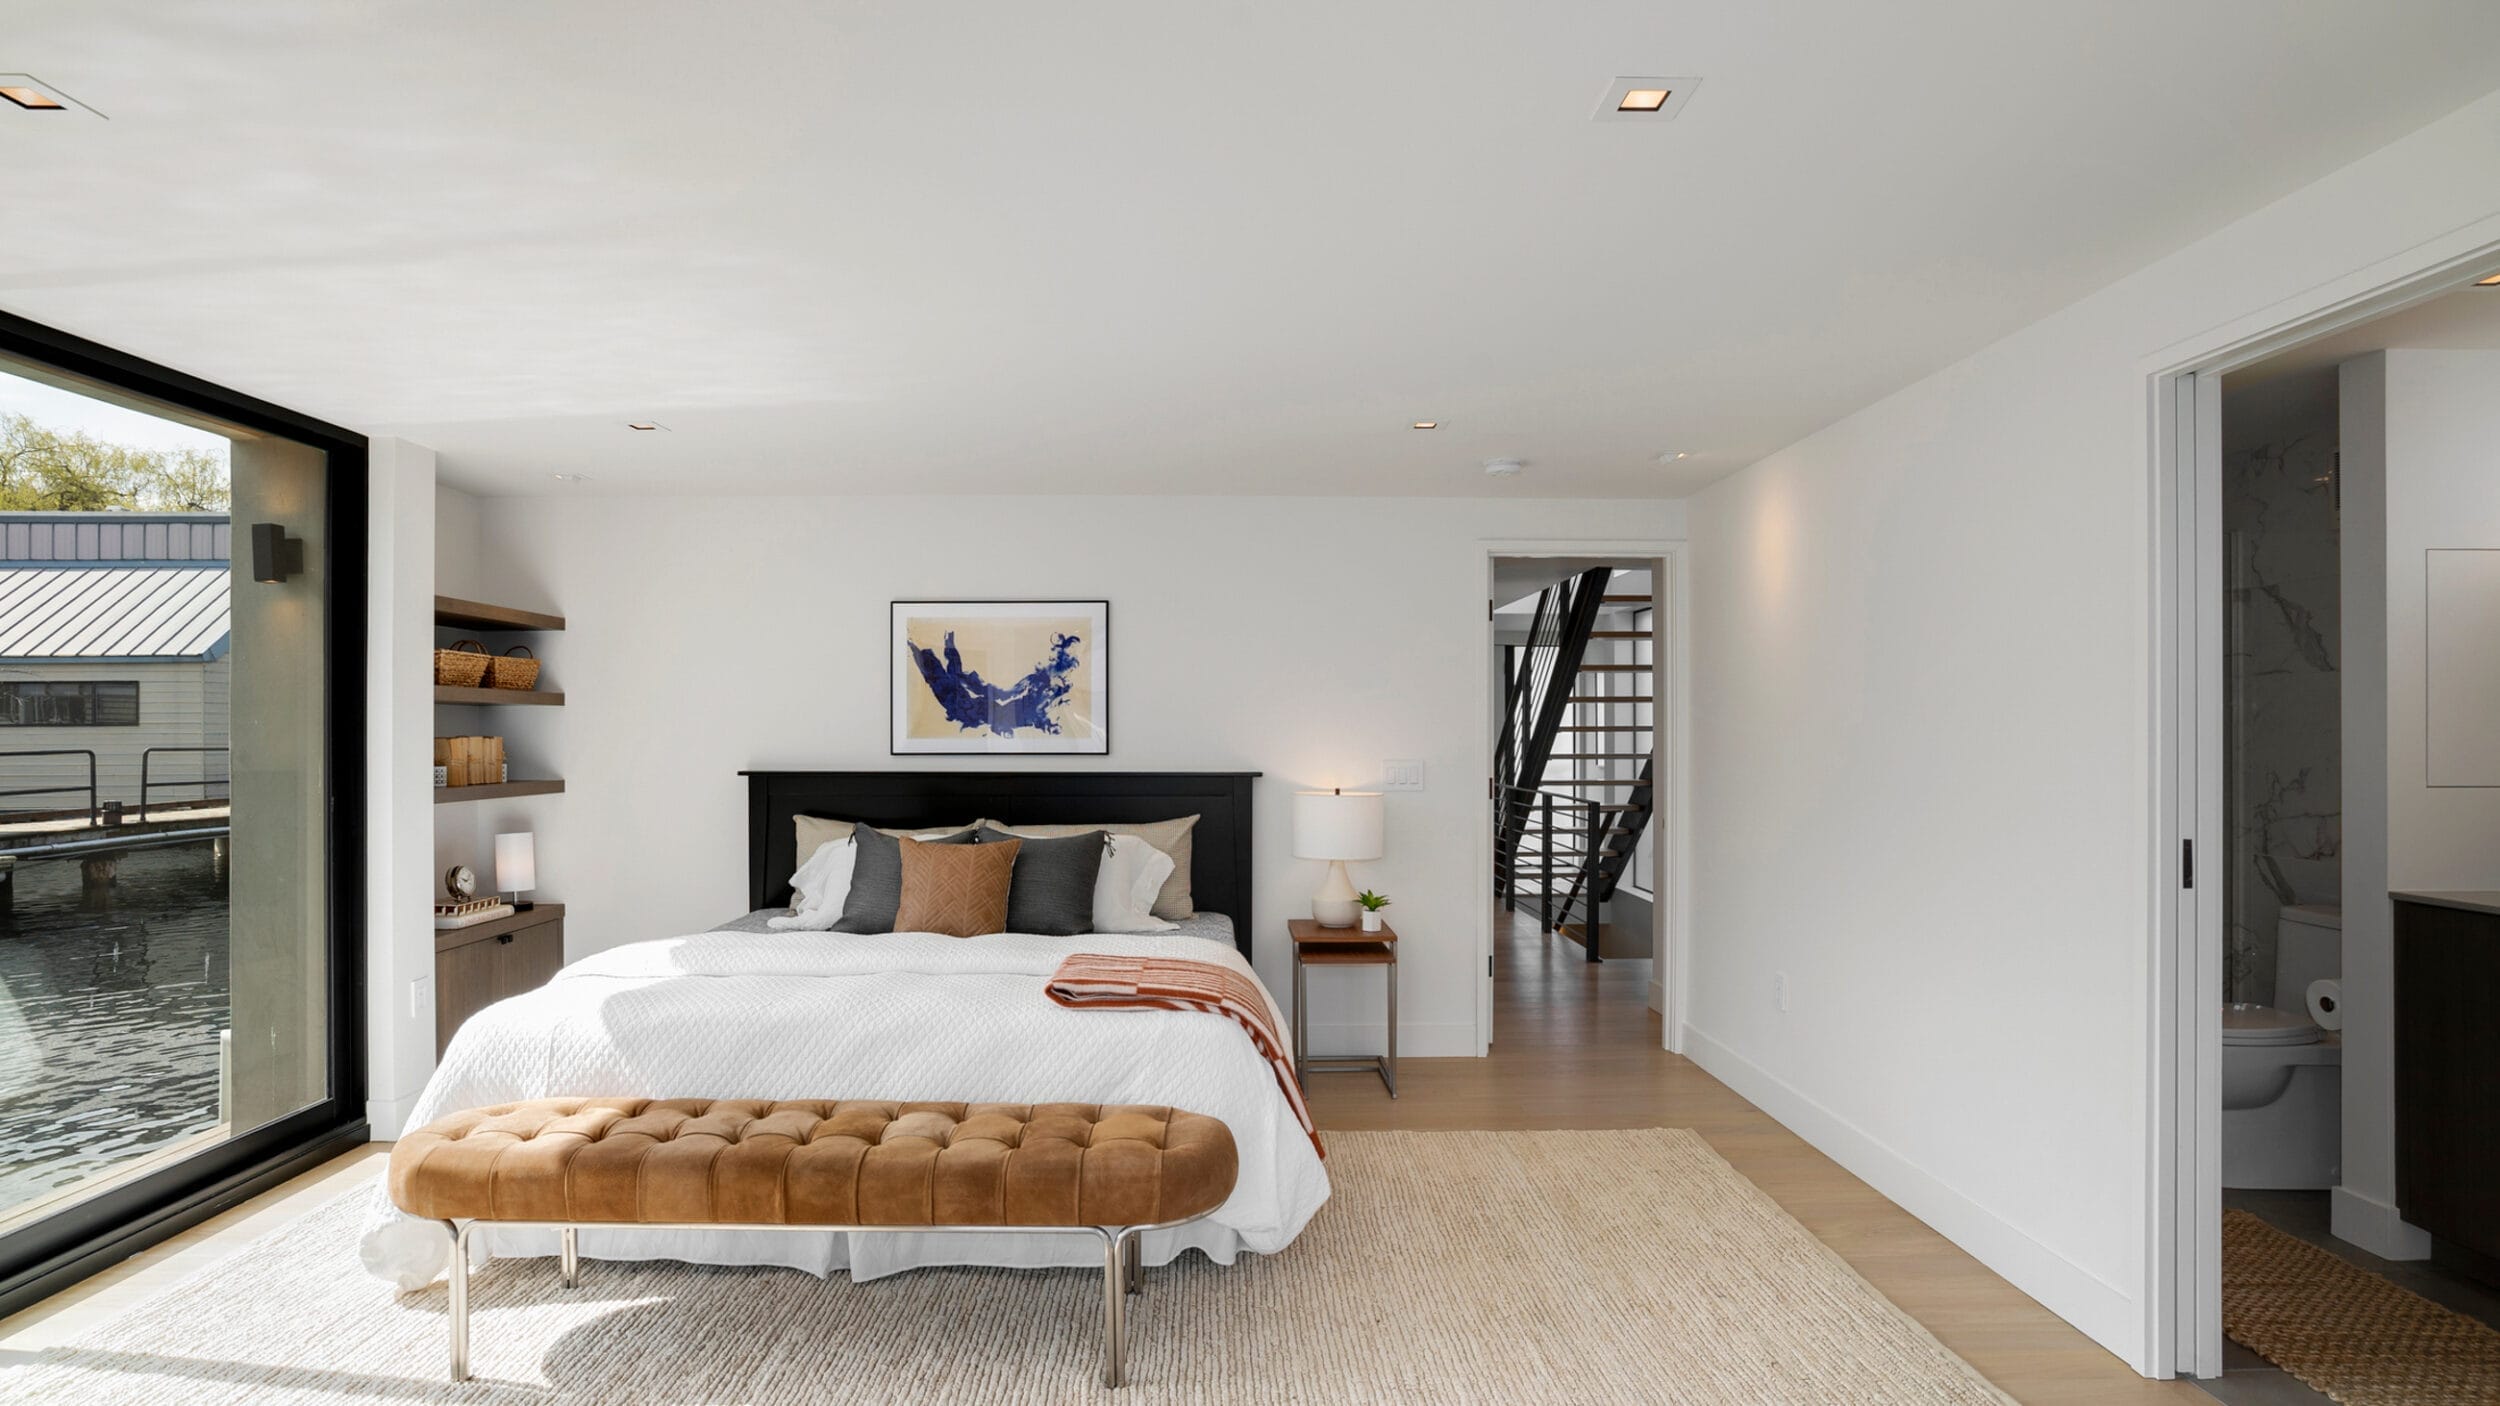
[{"left": 1045, "top": 953, "right": 1323, "bottom": 1159}]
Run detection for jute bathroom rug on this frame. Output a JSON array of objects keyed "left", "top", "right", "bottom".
[
  {"left": 2223, "top": 1208, "right": 2500, "bottom": 1405},
  {"left": 11, "top": 1129, "right": 2013, "bottom": 1404}
]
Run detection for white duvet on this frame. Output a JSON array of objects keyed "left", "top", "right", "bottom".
[{"left": 359, "top": 929, "right": 1331, "bottom": 1288}]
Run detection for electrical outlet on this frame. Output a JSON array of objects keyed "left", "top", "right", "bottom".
[
  {"left": 1773, "top": 971, "right": 1788, "bottom": 1013},
  {"left": 1383, "top": 759, "right": 1425, "bottom": 791}
]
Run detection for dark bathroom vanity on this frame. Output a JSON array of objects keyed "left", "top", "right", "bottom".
[{"left": 2393, "top": 891, "right": 2500, "bottom": 1281}]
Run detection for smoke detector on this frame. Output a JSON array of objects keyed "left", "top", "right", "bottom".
[{"left": 1482, "top": 458, "right": 1524, "bottom": 478}]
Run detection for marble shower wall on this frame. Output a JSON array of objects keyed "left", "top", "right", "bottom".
[{"left": 2222, "top": 367, "right": 2341, "bottom": 1006}]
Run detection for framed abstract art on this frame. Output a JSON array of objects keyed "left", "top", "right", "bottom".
[{"left": 889, "top": 600, "right": 1110, "bottom": 755}]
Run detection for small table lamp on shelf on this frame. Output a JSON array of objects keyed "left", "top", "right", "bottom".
[
  {"left": 1292, "top": 788, "right": 1383, "bottom": 929},
  {"left": 495, "top": 831, "right": 537, "bottom": 912}
]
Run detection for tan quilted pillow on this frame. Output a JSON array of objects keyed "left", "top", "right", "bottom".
[
  {"left": 794, "top": 815, "right": 988, "bottom": 866},
  {"left": 999, "top": 815, "right": 1199, "bottom": 919},
  {"left": 893, "top": 837, "right": 1020, "bottom": 938}
]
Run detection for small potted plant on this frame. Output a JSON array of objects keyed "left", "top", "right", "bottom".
[{"left": 1355, "top": 890, "right": 1391, "bottom": 934}]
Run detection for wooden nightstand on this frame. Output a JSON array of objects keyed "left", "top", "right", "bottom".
[
  {"left": 1288, "top": 917, "right": 1396, "bottom": 1098},
  {"left": 436, "top": 903, "right": 564, "bottom": 1056}
]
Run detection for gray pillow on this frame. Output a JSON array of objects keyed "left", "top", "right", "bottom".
[
  {"left": 977, "top": 826, "right": 1106, "bottom": 936},
  {"left": 833, "top": 827, "right": 978, "bottom": 934}
]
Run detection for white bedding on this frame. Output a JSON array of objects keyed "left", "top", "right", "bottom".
[{"left": 359, "top": 927, "right": 1329, "bottom": 1288}]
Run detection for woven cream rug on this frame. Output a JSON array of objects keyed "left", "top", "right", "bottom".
[
  {"left": 11, "top": 1129, "right": 2013, "bottom": 1404},
  {"left": 2223, "top": 1208, "right": 2500, "bottom": 1405}
]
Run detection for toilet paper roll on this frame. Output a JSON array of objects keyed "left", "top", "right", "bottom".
[{"left": 2306, "top": 978, "right": 2344, "bottom": 1032}]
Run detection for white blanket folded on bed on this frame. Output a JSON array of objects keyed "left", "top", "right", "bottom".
[{"left": 358, "top": 929, "right": 1330, "bottom": 1288}]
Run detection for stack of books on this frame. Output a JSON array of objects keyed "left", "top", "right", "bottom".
[{"left": 434, "top": 735, "right": 507, "bottom": 788}]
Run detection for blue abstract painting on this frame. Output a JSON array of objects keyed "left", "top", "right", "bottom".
[{"left": 891, "top": 601, "right": 1109, "bottom": 754}]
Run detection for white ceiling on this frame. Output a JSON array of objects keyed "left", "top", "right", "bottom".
[{"left": 4, "top": 2, "right": 2498, "bottom": 499}]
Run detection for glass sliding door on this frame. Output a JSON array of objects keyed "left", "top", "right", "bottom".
[{"left": 0, "top": 312, "right": 362, "bottom": 1313}]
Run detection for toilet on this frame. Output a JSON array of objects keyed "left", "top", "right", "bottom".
[{"left": 2222, "top": 903, "right": 2342, "bottom": 1190}]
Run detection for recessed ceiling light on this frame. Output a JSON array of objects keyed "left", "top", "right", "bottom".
[
  {"left": 1594, "top": 76, "right": 1699, "bottom": 123},
  {"left": 2477, "top": 273, "right": 2500, "bottom": 287},
  {"left": 625, "top": 421, "right": 667, "bottom": 431},
  {"left": 1412, "top": 421, "right": 1439, "bottom": 430},
  {"left": 552, "top": 473, "right": 593, "bottom": 483},
  {"left": 0, "top": 75, "right": 97, "bottom": 116},
  {"left": 1483, "top": 458, "right": 1524, "bottom": 477}
]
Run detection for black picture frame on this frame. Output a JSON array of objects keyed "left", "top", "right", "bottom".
[{"left": 889, "top": 599, "right": 1111, "bottom": 756}]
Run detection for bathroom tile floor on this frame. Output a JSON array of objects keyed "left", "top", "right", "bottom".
[{"left": 2196, "top": 1189, "right": 2500, "bottom": 1405}]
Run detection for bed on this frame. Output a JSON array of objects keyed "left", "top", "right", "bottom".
[{"left": 359, "top": 770, "right": 1328, "bottom": 1290}]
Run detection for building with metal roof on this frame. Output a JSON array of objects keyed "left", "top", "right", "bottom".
[{"left": 0, "top": 514, "right": 231, "bottom": 816}]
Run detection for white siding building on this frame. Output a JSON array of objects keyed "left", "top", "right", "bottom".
[{"left": 0, "top": 514, "right": 231, "bottom": 816}]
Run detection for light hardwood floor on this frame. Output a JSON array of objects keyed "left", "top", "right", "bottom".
[
  {"left": 1303, "top": 911, "right": 2208, "bottom": 1405},
  {"left": 3, "top": 913, "right": 2204, "bottom": 1403}
]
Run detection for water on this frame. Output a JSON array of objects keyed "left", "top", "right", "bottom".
[{"left": 0, "top": 843, "right": 230, "bottom": 1218}]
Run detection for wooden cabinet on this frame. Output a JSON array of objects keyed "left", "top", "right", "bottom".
[
  {"left": 436, "top": 904, "right": 565, "bottom": 1056},
  {"left": 2394, "top": 895, "right": 2500, "bottom": 1265}
]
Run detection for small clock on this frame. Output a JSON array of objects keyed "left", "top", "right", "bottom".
[{"left": 444, "top": 864, "right": 479, "bottom": 901}]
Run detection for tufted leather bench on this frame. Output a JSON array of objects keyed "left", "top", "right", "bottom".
[{"left": 389, "top": 1098, "right": 1239, "bottom": 1388}]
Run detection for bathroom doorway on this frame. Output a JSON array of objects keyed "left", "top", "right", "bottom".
[{"left": 2161, "top": 271, "right": 2500, "bottom": 1397}]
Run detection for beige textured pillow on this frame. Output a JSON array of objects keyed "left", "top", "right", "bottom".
[
  {"left": 793, "top": 816, "right": 988, "bottom": 867},
  {"left": 893, "top": 837, "right": 1020, "bottom": 938},
  {"left": 998, "top": 815, "right": 1198, "bottom": 919}
]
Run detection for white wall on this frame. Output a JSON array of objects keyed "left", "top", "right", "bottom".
[
  {"left": 1686, "top": 89, "right": 2500, "bottom": 1369},
  {"left": 364, "top": 438, "right": 437, "bottom": 1136},
  {"left": 2334, "top": 348, "right": 2500, "bottom": 1257},
  {"left": 450, "top": 493, "right": 1683, "bottom": 1056}
]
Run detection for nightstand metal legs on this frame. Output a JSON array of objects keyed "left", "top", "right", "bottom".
[{"left": 1291, "top": 945, "right": 1398, "bottom": 1098}]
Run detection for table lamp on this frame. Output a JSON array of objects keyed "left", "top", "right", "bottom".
[
  {"left": 1292, "top": 788, "right": 1383, "bottom": 928},
  {"left": 495, "top": 831, "right": 537, "bottom": 912}
]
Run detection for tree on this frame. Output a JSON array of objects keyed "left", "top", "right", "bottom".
[{"left": 0, "top": 413, "right": 231, "bottom": 512}]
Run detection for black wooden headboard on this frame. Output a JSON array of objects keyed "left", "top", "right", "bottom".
[{"left": 742, "top": 770, "right": 1260, "bottom": 957}]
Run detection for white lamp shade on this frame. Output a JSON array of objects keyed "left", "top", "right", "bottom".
[
  {"left": 1291, "top": 790, "right": 1384, "bottom": 861},
  {"left": 494, "top": 832, "right": 537, "bottom": 894}
]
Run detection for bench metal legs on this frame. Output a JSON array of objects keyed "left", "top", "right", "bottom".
[{"left": 439, "top": 1218, "right": 1182, "bottom": 1389}]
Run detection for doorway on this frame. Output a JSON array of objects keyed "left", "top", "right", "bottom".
[
  {"left": 1485, "top": 551, "right": 1677, "bottom": 1055},
  {"left": 2157, "top": 268, "right": 2500, "bottom": 1392}
]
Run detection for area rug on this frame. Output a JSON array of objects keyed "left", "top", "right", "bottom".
[
  {"left": 2223, "top": 1207, "right": 2500, "bottom": 1405},
  {"left": 10, "top": 1129, "right": 2014, "bottom": 1404}
]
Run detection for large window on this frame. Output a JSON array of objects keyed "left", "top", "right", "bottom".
[
  {"left": 0, "top": 309, "right": 364, "bottom": 1318},
  {"left": 0, "top": 681, "right": 140, "bottom": 726}
]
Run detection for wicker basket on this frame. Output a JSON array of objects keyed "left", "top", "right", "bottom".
[
  {"left": 486, "top": 644, "right": 542, "bottom": 691},
  {"left": 434, "top": 640, "right": 490, "bottom": 688}
]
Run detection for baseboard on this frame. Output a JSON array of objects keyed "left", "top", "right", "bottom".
[
  {"left": 364, "top": 1092, "right": 421, "bottom": 1142},
  {"left": 1302, "top": 1021, "right": 1476, "bottom": 1059},
  {"left": 2330, "top": 1185, "right": 2434, "bottom": 1260},
  {"left": 1681, "top": 1025, "right": 2144, "bottom": 1368},
  {"left": 1646, "top": 978, "right": 1665, "bottom": 1016}
]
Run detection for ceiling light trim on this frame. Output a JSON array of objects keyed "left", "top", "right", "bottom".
[{"left": 1593, "top": 76, "right": 1699, "bottom": 123}]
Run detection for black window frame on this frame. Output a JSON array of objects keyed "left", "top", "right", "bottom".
[
  {"left": 0, "top": 308, "right": 367, "bottom": 1318},
  {"left": 0, "top": 680, "right": 142, "bottom": 727}
]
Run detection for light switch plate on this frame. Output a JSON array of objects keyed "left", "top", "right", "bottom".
[
  {"left": 1383, "top": 759, "right": 1425, "bottom": 791},
  {"left": 411, "top": 975, "right": 434, "bottom": 1020}
]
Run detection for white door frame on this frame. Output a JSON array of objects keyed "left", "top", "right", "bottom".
[
  {"left": 1477, "top": 537, "right": 1691, "bottom": 1056},
  {"left": 2143, "top": 241, "right": 2500, "bottom": 1378}
]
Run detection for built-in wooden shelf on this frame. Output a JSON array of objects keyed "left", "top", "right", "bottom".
[
  {"left": 434, "top": 779, "right": 565, "bottom": 804},
  {"left": 434, "top": 686, "right": 564, "bottom": 707},
  {"left": 435, "top": 595, "right": 565, "bottom": 632}
]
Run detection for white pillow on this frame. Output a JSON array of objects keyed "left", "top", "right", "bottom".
[
  {"left": 1093, "top": 833, "right": 1178, "bottom": 934},
  {"left": 770, "top": 837, "right": 858, "bottom": 931}
]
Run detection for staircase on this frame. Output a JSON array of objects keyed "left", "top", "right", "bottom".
[{"left": 1492, "top": 567, "right": 1656, "bottom": 961}]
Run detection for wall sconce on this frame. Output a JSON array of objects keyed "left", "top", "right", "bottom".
[{"left": 250, "top": 523, "right": 304, "bottom": 583}]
